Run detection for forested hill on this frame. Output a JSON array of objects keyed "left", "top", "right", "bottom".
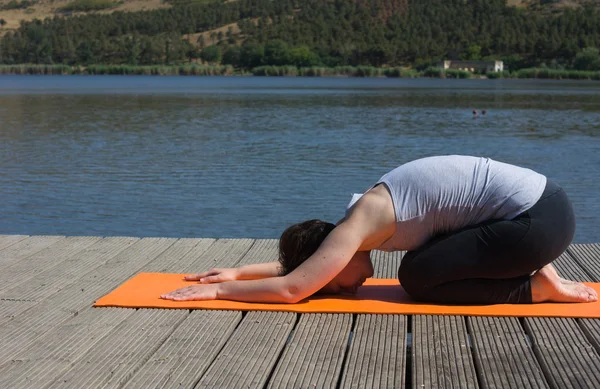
[{"left": 1, "top": 0, "right": 600, "bottom": 70}]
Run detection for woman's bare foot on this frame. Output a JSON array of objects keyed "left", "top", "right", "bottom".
[
  {"left": 531, "top": 264, "right": 598, "bottom": 303},
  {"left": 543, "top": 263, "right": 578, "bottom": 285}
]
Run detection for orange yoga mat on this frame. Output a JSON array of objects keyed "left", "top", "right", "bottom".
[{"left": 93, "top": 273, "right": 600, "bottom": 318}]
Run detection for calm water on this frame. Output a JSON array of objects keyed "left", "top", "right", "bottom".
[{"left": 1, "top": 76, "right": 599, "bottom": 242}]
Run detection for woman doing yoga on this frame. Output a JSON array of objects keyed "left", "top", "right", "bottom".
[{"left": 162, "top": 155, "right": 597, "bottom": 304}]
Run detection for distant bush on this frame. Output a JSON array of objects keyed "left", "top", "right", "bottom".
[
  {"left": 423, "top": 67, "right": 444, "bottom": 77},
  {"left": 162, "top": 0, "right": 221, "bottom": 5},
  {"left": 84, "top": 64, "right": 235, "bottom": 75},
  {"left": 573, "top": 47, "right": 600, "bottom": 71},
  {"left": 517, "top": 68, "right": 600, "bottom": 80},
  {"left": 486, "top": 70, "right": 511, "bottom": 79},
  {"left": 0, "top": 64, "right": 79, "bottom": 75},
  {"left": 445, "top": 69, "right": 471, "bottom": 79},
  {"left": 423, "top": 67, "right": 472, "bottom": 78},
  {"left": 355, "top": 66, "right": 384, "bottom": 77},
  {"left": 297, "top": 67, "right": 328, "bottom": 76},
  {"left": 251, "top": 65, "right": 298, "bottom": 76},
  {"left": 383, "top": 67, "right": 420, "bottom": 78},
  {"left": 58, "top": 0, "right": 121, "bottom": 12},
  {"left": 1, "top": 0, "right": 37, "bottom": 10}
]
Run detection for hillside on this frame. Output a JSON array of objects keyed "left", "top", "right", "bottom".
[
  {"left": 1, "top": 0, "right": 600, "bottom": 69},
  {"left": 0, "top": 0, "right": 596, "bottom": 31},
  {"left": 0, "top": 0, "right": 171, "bottom": 30}
]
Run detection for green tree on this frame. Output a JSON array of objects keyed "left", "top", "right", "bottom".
[
  {"left": 197, "top": 35, "right": 205, "bottom": 50},
  {"left": 461, "top": 45, "right": 482, "bottom": 60},
  {"left": 290, "top": 45, "right": 320, "bottom": 67},
  {"left": 139, "top": 37, "right": 162, "bottom": 65},
  {"left": 76, "top": 41, "right": 95, "bottom": 65},
  {"left": 222, "top": 45, "right": 241, "bottom": 66},
  {"left": 187, "top": 45, "right": 200, "bottom": 63},
  {"left": 201, "top": 44, "right": 221, "bottom": 63},
  {"left": 165, "top": 38, "right": 171, "bottom": 65},
  {"left": 240, "top": 41, "right": 264, "bottom": 68},
  {"left": 125, "top": 36, "right": 140, "bottom": 65},
  {"left": 573, "top": 47, "right": 600, "bottom": 70},
  {"left": 264, "top": 39, "right": 291, "bottom": 66},
  {"left": 226, "top": 26, "right": 235, "bottom": 44}
]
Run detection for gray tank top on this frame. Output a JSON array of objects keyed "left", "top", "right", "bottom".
[{"left": 346, "top": 155, "right": 547, "bottom": 251}]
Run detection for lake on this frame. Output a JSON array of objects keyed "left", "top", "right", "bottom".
[{"left": 0, "top": 76, "right": 599, "bottom": 242}]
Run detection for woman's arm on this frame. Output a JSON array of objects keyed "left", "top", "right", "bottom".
[
  {"left": 161, "top": 276, "right": 295, "bottom": 303},
  {"left": 236, "top": 262, "right": 282, "bottom": 279},
  {"left": 162, "top": 220, "right": 366, "bottom": 303},
  {"left": 162, "top": 193, "right": 393, "bottom": 303},
  {"left": 185, "top": 262, "right": 281, "bottom": 283}
]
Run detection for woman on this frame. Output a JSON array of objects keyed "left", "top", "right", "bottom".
[{"left": 162, "top": 155, "right": 597, "bottom": 304}]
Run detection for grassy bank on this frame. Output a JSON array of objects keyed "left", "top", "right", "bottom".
[
  {"left": 251, "top": 66, "right": 420, "bottom": 77},
  {"left": 1, "top": 64, "right": 600, "bottom": 80},
  {"left": 0, "top": 64, "right": 419, "bottom": 77},
  {"left": 488, "top": 68, "right": 600, "bottom": 80},
  {"left": 0, "top": 64, "right": 239, "bottom": 76}
]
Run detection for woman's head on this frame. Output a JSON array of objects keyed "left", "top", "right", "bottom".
[
  {"left": 278, "top": 219, "right": 374, "bottom": 295},
  {"left": 278, "top": 219, "right": 336, "bottom": 276}
]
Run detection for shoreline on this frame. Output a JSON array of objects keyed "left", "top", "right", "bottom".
[{"left": 1, "top": 64, "right": 600, "bottom": 80}]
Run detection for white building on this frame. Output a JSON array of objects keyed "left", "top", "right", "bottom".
[{"left": 439, "top": 60, "right": 504, "bottom": 72}]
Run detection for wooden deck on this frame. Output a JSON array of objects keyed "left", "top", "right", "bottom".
[{"left": 0, "top": 235, "right": 598, "bottom": 388}]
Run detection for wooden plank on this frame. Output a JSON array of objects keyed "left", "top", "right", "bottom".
[
  {"left": 267, "top": 313, "right": 352, "bottom": 389},
  {"left": 235, "top": 239, "right": 279, "bottom": 266},
  {"left": 553, "top": 249, "right": 594, "bottom": 283},
  {"left": 0, "top": 238, "right": 207, "bottom": 388},
  {"left": 78, "top": 237, "right": 179, "bottom": 285},
  {"left": 340, "top": 314, "right": 407, "bottom": 389},
  {"left": 340, "top": 250, "right": 406, "bottom": 388},
  {"left": 413, "top": 315, "right": 478, "bottom": 389},
  {"left": 467, "top": 316, "right": 548, "bottom": 389},
  {"left": 567, "top": 243, "right": 600, "bottom": 280},
  {"left": 137, "top": 238, "right": 216, "bottom": 273},
  {"left": 0, "top": 237, "right": 139, "bottom": 301},
  {"left": 371, "top": 249, "right": 404, "bottom": 279},
  {"left": 0, "top": 235, "right": 64, "bottom": 266},
  {"left": 0, "top": 236, "right": 101, "bottom": 294},
  {"left": 179, "top": 238, "right": 255, "bottom": 273},
  {"left": 0, "top": 235, "right": 28, "bottom": 251},
  {"left": 525, "top": 317, "right": 600, "bottom": 389},
  {"left": 0, "top": 238, "right": 177, "bottom": 366},
  {"left": 123, "top": 310, "right": 242, "bottom": 389},
  {"left": 0, "top": 307, "right": 135, "bottom": 389},
  {"left": 46, "top": 309, "right": 188, "bottom": 389},
  {"left": 197, "top": 311, "right": 296, "bottom": 388},
  {"left": 168, "top": 240, "right": 297, "bottom": 389},
  {"left": 563, "top": 244, "right": 600, "bottom": 356},
  {"left": 124, "top": 238, "right": 250, "bottom": 388},
  {"left": 523, "top": 251, "right": 600, "bottom": 389},
  {"left": 579, "top": 319, "right": 600, "bottom": 354},
  {"left": 465, "top": 252, "right": 567, "bottom": 389},
  {"left": 0, "top": 300, "right": 37, "bottom": 326},
  {"left": 377, "top": 251, "right": 475, "bottom": 388}
]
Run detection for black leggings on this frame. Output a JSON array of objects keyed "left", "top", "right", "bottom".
[{"left": 398, "top": 180, "right": 575, "bottom": 304}]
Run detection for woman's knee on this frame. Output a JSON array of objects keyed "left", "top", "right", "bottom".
[{"left": 398, "top": 254, "right": 432, "bottom": 301}]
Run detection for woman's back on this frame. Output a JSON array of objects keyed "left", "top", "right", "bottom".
[{"left": 350, "top": 155, "right": 546, "bottom": 251}]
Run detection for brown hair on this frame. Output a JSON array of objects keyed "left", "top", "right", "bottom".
[{"left": 278, "top": 219, "right": 336, "bottom": 276}]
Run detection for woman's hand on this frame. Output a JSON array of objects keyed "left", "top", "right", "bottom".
[
  {"left": 161, "top": 284, "right": 219, "bottom": 301},
  {"left": 185, "top": 268, "right": 239, "bottom": 284}
]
